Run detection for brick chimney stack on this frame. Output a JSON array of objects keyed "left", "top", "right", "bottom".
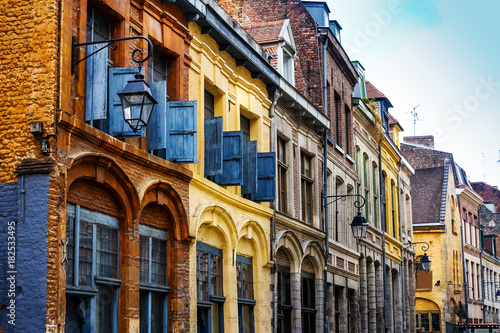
[{"left": 403, "top": 135, "right": 435, "bottom": 149}]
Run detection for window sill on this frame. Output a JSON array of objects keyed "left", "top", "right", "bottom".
[
  {"left": 95, "top": 276, "right": 122, "bottom": 287},
  {"left": 140, "top": 284, "right": 170, "bottom": 293},
  {"left": 238, "top": 298, "right": 257, "bottom": 306},
  {"left": 346, "top": 154, "right": 355, "bottom": 164},
  {"left": 66, "top": 286, "right": 98, "bottom": 297},
  {"left": 334, "top": 144, "right": 345, "bottom": 155}
]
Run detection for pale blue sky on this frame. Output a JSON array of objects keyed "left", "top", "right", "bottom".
[{"left": 328, "top": 0, "right": 500, "bottom": 187}]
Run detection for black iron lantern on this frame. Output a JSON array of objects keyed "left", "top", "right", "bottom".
[
  {"left": 496, "top": 290, "right": 500, "bottom": 298},
  {"left": 117, "top": 73, "right": 157, "bottom": 132},
  {"left": 350, "top": 212, "right": 369, "bottom": 241},
  {"left": 420, "top": 253, "right": 431, "bottom": 273}
]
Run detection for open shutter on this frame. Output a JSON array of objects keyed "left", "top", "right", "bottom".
[
  {"left": 148, "top": 80, "right": 167, "bottom": 157},
  {"left": 252, "top": 152, "right": 276, "bottom": 202},
  {"left": 166, "top": 101, "right": 198, "bottom": 163},
  {"left": 108, "top": 66, "right": 145, "bottom": 138},
  {"left": 215, "top": 131, "right": 243, "bottom": 186},
  {"left": 242, "top": 141, "right": 257, "bottom": 195},
  {"left": 204, "top": 117, "right": 223, "bottom": 177},
  {"left": 85, "top": 43, "right": 108, "bottom": 121}
]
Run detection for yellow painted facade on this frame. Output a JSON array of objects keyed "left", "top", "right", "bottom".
[
  {"left": 414, "top": 162, "right": 464, "bottom": 331},
  {"left": 187, "top": 22, "right": 273, "bottom": 332}
]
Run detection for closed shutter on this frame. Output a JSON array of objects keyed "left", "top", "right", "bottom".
[
  {"left": 242, "top": 141, "right": 257, "bottom": 195},
  {"left": 252, "top": 152, "right": 276, "bottom": 202},
  {"left": 148, "top": 80, "right": 167, "bottom": 157},
  {"left": 166, "top": 101, "right": 198, "bottom": 163},
  {"left": 85, "top": 43, "right": 108, "bottom": 122},
  {"left": 204, "top": 117, "right": 223, "bottom": 177},
  {"left": 215, "top": 131, "right": 243, "bottom": 186},
  {"left": 108, "top": 66, "right": 145, "bottom": 138}
]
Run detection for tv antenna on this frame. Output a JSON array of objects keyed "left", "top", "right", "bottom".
[{"left": 410, "top": 105, "right": 420, "bottom": 136}]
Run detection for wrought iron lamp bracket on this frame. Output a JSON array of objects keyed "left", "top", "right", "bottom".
[
  {"left": 403, "top": 241, "right": 430, "bottom": 253},
  {"left": 72, "top": 36, "right": 154, "bottom": 74},
  {"left": 322, "top": 193, "right": 366, "bottom": 210}
]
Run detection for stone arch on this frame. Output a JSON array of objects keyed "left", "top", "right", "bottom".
[
  {"left": 193, "top": 204, "right": 238, "bottom": 252},
  {"left": 138, "top": 181, "right": 189, "bottom": 241},
  {"left": 67, "top": 153, "right": 139, "bottom": 228},
  {"left": 237, "top": 219, "right": 270, "bottom": 267},
  {"left": 275, "top": 230, "right": 303, "bottom": 273},
  {"left": 302, "top": 240, "right": 325, "bottom": 279}
]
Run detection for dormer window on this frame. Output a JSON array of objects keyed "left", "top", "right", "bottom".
[{"left": 278, "top": 20, "right": 296, "bottom": 85}]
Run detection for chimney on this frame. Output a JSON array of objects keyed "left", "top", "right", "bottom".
[{"left": 403, "top": 135, "right": 435, "bottom": 148}]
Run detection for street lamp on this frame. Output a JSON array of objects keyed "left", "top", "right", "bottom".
[
  {"left": 117, "top": 73, "right": 157, "bottom": 132},
  {"left": 322, "top": 193, "right": 370, "bottom": 242},
  {"left": 403, "top": 241, "right": 432, "bottom": 272},
  {"left": 72, "top": 36, "right": 158, "bottom": 132}
]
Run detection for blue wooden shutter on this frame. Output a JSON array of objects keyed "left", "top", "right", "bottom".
[
  {"left": 252, "top": 152, "right": 276, "bottom": 202},
  {"left": 85, "top": 43, "right": 108, "bottom": 121},
  {"left": 108, "top": 66, "right": 145, "bottom": 137},
  {"left": 215, "top": 131, "right": 243, "bottom": 186},
  {"left": 204, "top": 117, "right": 223, "bottom": 176},
  {"left": 242, "top": 141, "right": 257, "bottom": 195},
  {"left": 148, "top": 81, "right": 167, "bottom": 154},
  {"left": 166, "top": 101, "right": 198, "bottom": 163}
]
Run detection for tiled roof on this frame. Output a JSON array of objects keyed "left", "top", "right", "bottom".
[
  {"left": 366, "top": 81, "right": 388, "bottom": 99},
  {"left": 242, "top": 20, "right": 285, "bottom": 45},
  {"left": 411, "top": 165, "right": 445, "bottom": 224}
]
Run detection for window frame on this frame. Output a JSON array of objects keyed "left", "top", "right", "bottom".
[
  {"left": 237, "top": 255, "right": 255, "bottom": 333},
  {"left": 139, "top": 224, "right": 169, "bottom": 333},
  {"left": 301, "top": 152, "right": 314, "bottom": 225},
  {"left": 277, "top": 137, "right": 288, "bottom": 214},
  {"left": 277, "top": 265, "right": 292, "bottom": 333},
  {"left": 301, "top": 272, "right": 316, "bottom": 333},
  {"left": 197, "top": 242, "right": 225, "bottom": 333},
  {"left": 66, "top": 203, "right": 121, "bottom": 333}
]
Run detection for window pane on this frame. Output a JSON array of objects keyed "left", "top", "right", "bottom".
[
  {"left": 431, "top": 313, "right": 440, "bottom": 331},
  {"left": 139, "top": 291, "right": 148, "bottom": 333},
  {"left": 204, "top": 90, "right": 214, "bottom": 119},
  {"left": 79, "top": 220, "right": 93, "bottom": 286},
  {"left": 238, "top": 261, "right": 254, "bottom": 300},
  {"left": 151, "top": 292, "right": 165, "bottom": 333},
  {"left": 139, "top": 235, "right": 149, "bottom": 283},
  {"left": 420, "top": 313, "right": 429, "bottom": 331},
  {"left": 198, "top": 251, "right": 209, "bottom": 301},
  {"left": 151, "top": 238, "right": 167, "bottom": 285},
  {"left": 211, "top": 255, "right": 223, "bottom": 296},
  {"left": 66, "top": 213, "right": 75, "bottom": 286},
  {"left": 96, "top": 284, "right": 115, "bottom": 333},
  {"left": 96, "top": 225, "right": 118, "bottom": 278},
  {"left": 241, "top": 115, "right": 250, "bottom": 142},
  {"left": 148, "top": 52, "right": 167, "bottom": 83}
]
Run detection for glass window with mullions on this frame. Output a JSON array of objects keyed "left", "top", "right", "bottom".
[
  {"left": 197, "top": 242, "right": 224, "bottom": 333},
  {"left": 65, "top": 203, "right": 120, "bottom": 333},
  {"left": 139, "top": 224, "right": 169, "bottom": 333},
  {"left": 237, "top": 255, "right": 255, "bottom": 333}
]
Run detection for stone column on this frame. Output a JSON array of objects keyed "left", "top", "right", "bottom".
[
  {"left": 328, "top": 282, "right": 335, "bottom": 332},
  {"left": 291, "top": 272, "right": 302, "bottom": 333},
  {"left": 408, "top": 262, "right": 416, "bottom": 333},
  {"left": 350, "top": 288, "right": 361, "bottom": 333},
  {"left": 339, "top": 287, "right": 348, "bottom": 333},
  {"left": 360, "top": 257, "right": 368, "bottom": 333},
  {"left": 386, "top": 266, "right": 393, "bottom": 333},
  {"left": 376, "top": 263, "right": 385, "bottom": 333},
  {"left": 368, "top": 261, "right": 377, "bottom": 333},
  {"left": 316, "top": 279, "right": 324, "bottom": 333},
  {"left": 393, "top": 271, "right": 402, "bottom": 332}
]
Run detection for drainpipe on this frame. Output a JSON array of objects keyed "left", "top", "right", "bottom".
[
  {"left": 480, "top": 229, "right": 485, "bottom": 323},
  {"left": 379, "top": 142, "right": 389, "bottom": 333},
  {"left": 322, "top": 36, "right": 330, "bottom": 333},
  {"left": 398, "top": 161, "right": 406, "bottom": 333},
  {"left": 270, "top": 86, "right": 279, "bottom": 333},
  {"left": 461, "top": 224, "right": 470, "bottom": 327}
]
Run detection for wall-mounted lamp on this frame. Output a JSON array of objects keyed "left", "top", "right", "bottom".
[
  {"left": 403, "top": 241, "right": 432, "bottom": 272},
  {"left": 30, "top": 122, "right": 56, "bottom": 156},
  {"left": 72, "top": 36, "right": 158, "bottom": 132},
  {"left": 322, "top": 193, "right": 369, "bottom": 242}
]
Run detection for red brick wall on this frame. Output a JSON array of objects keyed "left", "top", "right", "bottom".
[{"left": 472, "top": 182, "right": 500, "bottom": 212}]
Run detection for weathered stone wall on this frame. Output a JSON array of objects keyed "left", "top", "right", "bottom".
[{"left": 0, "top": 0, "right": 60, "bottom": 183}]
